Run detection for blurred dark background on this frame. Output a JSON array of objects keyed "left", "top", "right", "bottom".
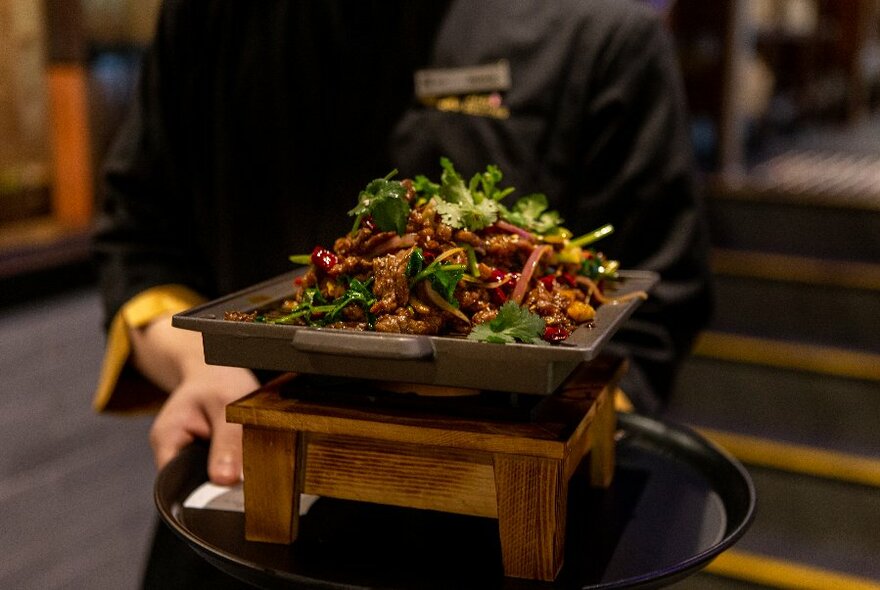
[{"left": 0, "top": 1, "right": 878, "bottom": 588}]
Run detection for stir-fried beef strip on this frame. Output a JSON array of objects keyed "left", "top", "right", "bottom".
[{"left": 371, "top": 250, "right": 411, "bottom": 315}]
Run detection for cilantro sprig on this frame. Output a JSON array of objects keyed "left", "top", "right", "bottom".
[
  {"left": 348, "top": 170, "right": 411, "bottom": 235},
  {"left": 467, "top": 301, "right": 546, "bottom": 344},
  {"left": 429, "top": 158, "right": 515, "bottom": 231},
  {"left": 421, "top": 158, "right": 565, "bottom": 238},
  {"left": 580, "top": 252, "right": 620, "bottom": 281},
  {"left": 499, "top": 193, "right": 564, "bottom": 235},
  {"left": 406, "top": 247, "right": 465, "bottom": 305},
  {"left": 260, "top": 277, "right": 377, "bottom": 326}
]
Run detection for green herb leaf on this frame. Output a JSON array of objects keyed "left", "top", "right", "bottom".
[
  {"left": 410, "top": 258, "right": 466, "bottom": 305},
  {"left": 433, "top": 157, "right": 500, "bottom": 230},
  {"left": 409, "top": 246, "right": 466, "bottom": 306},
  {"left": 412, "top": 175, "right": 439, "bottom": 197},
  {"left": 302, "top": 287, "right": 328, "bottom": 307},
  {"left": 348, "top": 173, "right": 411, "bottom": 235},
  {"left": 429, "top": 266, "right": 465, "bottom": 305},
  {"left": 262, "top": 279, "right": 375, "bottom": 326},
  {"left": 580, "top": 251, "right": 619, "bottom": 281},
  {"left": 438, "top": 157, "right": 470, "bottom": 204},
  {"left": 370, "top": 195, "right": 410, "bottom": 236},
  {"left": 474, "top": 164, "right": 515, "bottom": 202},
  {"left": 499, "top": 193, "right": 563, "bottom": 234},
  {"left": 325, "top": 277, "right": 376, "bottom": 322},
  {"left": 406, "top": 247, "right": 424, "bottom": 278},
  {"left": 467, "top": 301, "right": 546, "bottom": 344}
]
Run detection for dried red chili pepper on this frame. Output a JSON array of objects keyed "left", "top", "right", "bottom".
[
  {"left": 489, "top": 268, "right": 507, "bottom": 283},
  {"left": 559, "top": 272, "right": 577, "bottom": 287},
  {"left": 490, "top": 287, "right": 508, "bottom": 306},
  {"left": 542, "top": 326, "right": 570, "bottom": 342},
  {"left": 538, "top": 275, "right": 555, "bottom": 291},
  {"left": 310, "top": 246, "right": 338, "bottom": 273}
]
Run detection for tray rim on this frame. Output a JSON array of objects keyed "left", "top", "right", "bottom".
[
  {"left": 172, "top": 269, "right": 659, "bottom": 363},
  {"left": 154, "top": 412, "right": 756, "bottom": 590}
]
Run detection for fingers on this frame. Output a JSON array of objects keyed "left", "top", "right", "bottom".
[
  {"left": 203, "top": 369, "right": 258, "bottom": 485},
  {"left": 207, "top": 418, "right": 243, "bottom": 485},
  {"left": 151, "top": 429, "right": 191, "bottom": 471},
  {"left": 149, "top": 367, "right": 257, "bottom": 484},
  {"left": 150, "top": 395, "right": 243, "bottom": 485},
  {"left": 149, "top": 397, "right": 210, "bottom": 471}
]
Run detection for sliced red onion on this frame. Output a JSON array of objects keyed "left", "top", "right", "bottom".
[
  {"left": 495, "top": 220, "right": 537, "bottom": 242},
  {"left": 366, "top": 233, "right": 417, "bottom": 257},
  {"left": 511, "top": 245, "right": 551, "bottom": 305}
]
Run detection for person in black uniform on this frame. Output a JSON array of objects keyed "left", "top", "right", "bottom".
[{"left": 92, "top": 1, "right": 711, "bottom": 586}]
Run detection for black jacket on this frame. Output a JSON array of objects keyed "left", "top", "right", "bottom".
[{"left": 94, "top": 0, "right": 712, "bottom": 411}]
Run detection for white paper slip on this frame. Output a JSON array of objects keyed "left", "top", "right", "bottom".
[{"left": 183, "top": 482, "right": 319, "bottom": 516}]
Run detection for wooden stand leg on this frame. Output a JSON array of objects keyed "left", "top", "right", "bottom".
[
  {"left": 493, "top": 455, "right": 567, "bottom": 581},
  {"left": 589, "top": 390, "right": 616, "bottom": 488},
  {"left": 242, "top": 427, "right": 302, "bottom": 543}
]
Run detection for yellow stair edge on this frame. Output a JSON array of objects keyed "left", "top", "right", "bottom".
[
  {"left": 711, "top": 248, "right": 880, "bottom": 291},
  {"left": 695, "top": 427, "right": 880, "bottom": 488},
  {"left": 693, "top": 332, "right": 880, "bottom": 382},
  {"left": 706, "top": 549, "right": 880, "bottom": 590}
]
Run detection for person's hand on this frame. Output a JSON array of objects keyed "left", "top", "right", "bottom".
[
  {"left": 150, "top": 363, "right": 259, "bottom": 484},
  {"left": 129, "top": 316, "right": 260, "bottom": 485}
]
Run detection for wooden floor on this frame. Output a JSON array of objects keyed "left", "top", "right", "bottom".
[{"left": 0, "top": 283, "right": 156, "bottom": 589}]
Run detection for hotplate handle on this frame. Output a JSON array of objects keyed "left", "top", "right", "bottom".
[{"left": 291, "top": 330, "right": 435, "bottom": 360}]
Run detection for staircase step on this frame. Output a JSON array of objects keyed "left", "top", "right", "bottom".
[
  {"left": 711, "top": 249, "right": 880, "bottom": 292},
  {"left": 708, "top": 273, "right": 880, "bottom": 353},
  {"left": 697, "top": 427, "right": 880, "bottom": 488},
  {"left": 669, "top": 569, "right": 776, "bottom": 589},
  {"left": 692, "top": 332, "right": 880, "bottom": 381},
  {"left": 737, "top": 149, "right": 880, "bottom": 212},
  {"left": 666, "top": 345, "right": 880, "bottom": 458},
  {"left": 706, "top": 466, "right": 880, "bottom": 582},
  {"left": 695, "top": 428, "right": 880, "bottom": 489},
  {"left": 703, "top": 549, "right": 880, "bottom": 590},
  {"left": 707, "top": 189, "right": 880, "bottom": 263},
  {"left": 672, "top": 168, "right": 880, "bottom": 587}
]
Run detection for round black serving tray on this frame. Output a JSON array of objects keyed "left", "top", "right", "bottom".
[{"left": 155, "top": 413, "right": 755, "bottom": 590}]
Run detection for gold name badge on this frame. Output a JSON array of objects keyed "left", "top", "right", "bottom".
[{"left": 429, "top": 93, "right": 510, "bottom": 120}]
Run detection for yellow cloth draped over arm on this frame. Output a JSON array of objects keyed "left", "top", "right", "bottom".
[{"left": 93, "top": 284, "right": 206, "bottom": 413}]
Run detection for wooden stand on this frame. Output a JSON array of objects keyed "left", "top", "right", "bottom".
[{"left": 227, "top": 356, "right": 625, "bottom": 581}]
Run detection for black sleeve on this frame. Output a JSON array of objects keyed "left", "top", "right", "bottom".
[
  {"left": 572, "top": 8, "right": 713, "bottom": 412},
  {"left": 91, "top": 0, "right": 210, "bottom": 326}
]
